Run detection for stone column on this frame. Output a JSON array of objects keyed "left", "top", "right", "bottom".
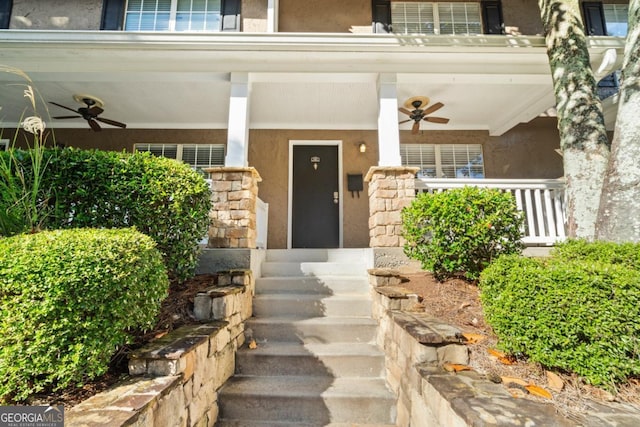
[
  {"left": 205, "top": 167, "right": 262, "bottom": 249},
  {"left": 365, "top": 166, "right": 419, "bottom": 247}
]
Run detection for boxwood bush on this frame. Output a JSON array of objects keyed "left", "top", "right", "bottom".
[
  {"left": 0, "top": 228, "right": 169, "bottom": 403},
  {"left": 33, "top": 148, "right": 211, "bottom": 281},
  {"left": 479, "top": 241, "right": 640, "bottom": 387},
  {"left": 402, "top": 187, "right": 524, "bottom": 280}
]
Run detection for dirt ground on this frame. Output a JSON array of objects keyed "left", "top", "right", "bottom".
[
  {"left": 397, "top": 271, "right": 640, "bottom": 422},
  {"left": 26, "top": 272, "right": 640, "bottom": 419}
]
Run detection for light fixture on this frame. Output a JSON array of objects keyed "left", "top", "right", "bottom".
[
  {"left": 310, "top": 156, "right": 320, "bottom": 170},
  {"left": 359, "top": 142, "right": 367, "bottom": 153}
]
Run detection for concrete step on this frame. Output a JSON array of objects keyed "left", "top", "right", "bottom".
[
  {"left": 217, "top": 376, "right": 396, "bottom": 425},
  {"left": 255, "top": 276, "right": 370, "bottom": 295},
  {"left": 236, "top": 342, "right": 385, "bottom": 377},
  {"left": 261, "top": 261, "right": 368, "bottom": 278},
  {"left": 247, "top": 316, "right": 378, "bottom": 344},
  {"left": 253, "top": 294, "right": 372, "bottom": 318},
  {"left": 265, "top": 248, "right": 371, "bottom": 263}
]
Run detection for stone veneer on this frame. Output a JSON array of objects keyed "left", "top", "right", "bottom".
[
  {"left": 365, "top": 166, "right": 420, "bottom": 248},
  {"left": 206, "top": 167, "right": 262, "bottom": 249}
]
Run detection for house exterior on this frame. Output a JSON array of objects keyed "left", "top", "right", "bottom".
[{"left": 0, "top": 0, "right": 627, "bottom": 249}]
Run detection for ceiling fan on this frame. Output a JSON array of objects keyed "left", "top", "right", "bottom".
[
  {"left": 49, "top": 95, "right": 127, "bottom": 132},
  {"left": 399, "top": 96, "right": 450, "bottom": 134}
]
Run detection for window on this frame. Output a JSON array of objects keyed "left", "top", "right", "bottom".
[
  {"left": 135, "top": 143, "right": 225, "bottom": 175},
  {"left": 0, "top": 139, "right": 8, "bottom": 151},
  {"left": 401, "top": 144, "right": 484, "bottom": 178},
  {"left": 391, "top": 2, "right": 482, "bottom": 35},
  {"left": 603, "top": 4, "right": 628, "bottom": 36},
  {"left": 125, "top": 0, "right": 222, "bottom": 31}
]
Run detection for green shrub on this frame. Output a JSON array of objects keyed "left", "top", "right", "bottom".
[
  {"left": 0, "top": 228, "right": 169, "bottom": 403},
  {"left": 552, "top": 239, "right": 640, "bottom": 268},
  {"left": 402, "top": 187, "right": 524, "bottom": 280},
  {"left": 480, "top": 249, "right": 640, "bottom": 387},
  {"left": 33, "top": 148, "right": 210, "bottom": 281}
]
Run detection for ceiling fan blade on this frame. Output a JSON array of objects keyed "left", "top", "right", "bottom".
[
  {"left": 88, "top": 106, "right": 104, "bottom": 116},
  {"left": 53, "top": 115, "right": 82, "bottom": 119},
  {"left": 424, "top": 116, "right": 450, "bottom": 124},
  {"left": 95, "top": 117, "right": 127, "bottom": 128},
  {"left": 88, "top": 119, "right": 102, "bottom": 132},
  {"left": 411, "top": 121, "right": 420, "bottom": 134},
  {"left": 399, "top": 119, "right": 413, "bottom": 124},
  {"left": 398, "top": 107, "right": 413, "bottom": 116},
  {"left": 49, "top": 101, "right": 79, "bottom": 114},
  {"left": 422, "top": 102, "right": 444, "bottom": 115}
]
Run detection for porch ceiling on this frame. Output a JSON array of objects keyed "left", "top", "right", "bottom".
[{"left": 0, "top": 32, "right": 624, "bottom": 136}]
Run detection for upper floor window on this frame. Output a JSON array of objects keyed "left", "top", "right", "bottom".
[
  {"left": 135, "top": 143, "right": 225, "bottom": 176},
  {"left": 125, "top": 0, "right": 222, "bottom": 31},
  {"left": 391, "top": 2, "right": 482, "bottom": 35},
  {"left": 603, "top": 4, "right": 628, "bottom": 36},
  {"left": 401, "top": 144, "right": 484, "bottom": 179}
]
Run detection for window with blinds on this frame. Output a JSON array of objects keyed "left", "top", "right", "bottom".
[
  {"left": 125, "top": 0, "right": 222, "bottom": 31},
  {"left": 135, "top": 143, "right": 225, "bottom": 174},
  {"left": 391, "top": 2, "right": 482, "bottom": 35},
  {"left": 400, "top": 144, "right": 484, "bottom": 178},
  {"left": 603, "top": 4, "right": 628, "bottom": 36}
]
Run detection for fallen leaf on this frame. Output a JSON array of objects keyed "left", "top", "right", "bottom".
[
  {"left": 459, "top": 302, "right": 472, "bottom": 310},
  {"left": 461, "top": 332, "right": 486, "bottom": 344},
  {"left": 443, "top": 363, "right": 472, "bottom": 372},
  {"left": 546, "top": 371, "right": 564, "bottom": 392},
  {"left": 488, "top": 348, "right": 516, "bottom": 365},
  {"left": 152, "top": 331, "right": 168, "bottom": 340},
  {"left": 525, "top": 384, "right": 553, "bottom": 399},
  {"left": 248, "top": 339, "right": 258, "bottom": 349},
  {"left": 488, "top": 348, "right": 507, "bottom": 358},
  {"left": 501, "top": 376, "right": 528, "bottom": 386}
]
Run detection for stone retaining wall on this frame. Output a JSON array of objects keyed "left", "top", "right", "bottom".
[{"left": 66, "top": 271, "right": 254, "bottom": 427}]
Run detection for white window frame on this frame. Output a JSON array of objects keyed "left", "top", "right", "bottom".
[
  {"left": 124, "top": 0, "right": 223, "bottom": 32},
  {"left": 391, "top": 2, "right": 482, "bottom": 35},
  {"left": 603, "top": 4, "right": 628, "bottom": 36},
  {"left": 0, "top": 139, "right": 8, "bottom": 151},
  {"left": 400, "top": 143, "right": 485, "bottom": 179},
  {"left": 134, "top": 143, "right": 225, "bottom": 174}
]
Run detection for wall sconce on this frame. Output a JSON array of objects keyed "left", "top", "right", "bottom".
[
  {"left": 310, "top": 155, "right": 320, "bottom": 170},
  {"left": 359, "top": 142, "right": 367, "bottom": 153}
]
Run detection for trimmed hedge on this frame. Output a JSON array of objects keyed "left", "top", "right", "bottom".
[
  {"left": 0, "top": 228, "right": 169, "bottom": 402},
  {"left": 479, "top": 240, "right": 640, "bottom": 387},
  {"left": 402, "top": 187, "right": 524, "bottom": 280},
  {"left": 30, "top": 148, "right": 211, "bottom": 281}
]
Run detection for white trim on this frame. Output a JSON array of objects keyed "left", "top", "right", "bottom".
[
  {"left": 267, "top": 0, "right": 278, "bottom": 33},
  {"left": 0, "top": 139, "right": 8, "bottom": 151},
  {"left": 287, "top": 140, "right": 344, "bottom": 249}
]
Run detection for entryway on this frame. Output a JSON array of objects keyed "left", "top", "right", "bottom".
[{"left": 289, "top": 141, "right": 342, "bottom": 248}]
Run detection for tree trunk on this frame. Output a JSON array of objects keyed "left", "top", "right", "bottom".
[
  {"left": 596, "top": 0, "right": 640, "bottom": 242},
  {"left": 539, "top": 0, "right": 610, "bottom": 239}
]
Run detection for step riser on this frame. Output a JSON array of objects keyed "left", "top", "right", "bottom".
[
  {"left": 253, "top": 297, "right": 372, "bottom": 318},
  {"left": 265, "top": 249, "right": 370, "bottom": 263},
  {"left": 261, "top": 262, "right": 367, "bottom": 277},
  {"left": 235, "top": 353, "right": 385, "bottom": 377},
  {"left": 255, "top": 278, "right": 370, "bottom": 295},
  {"left": 219, "top": 395, "right": 396, "bottom": 424},
  {"left": 247, "top": 321, "right": 377, "bottom": 344}
]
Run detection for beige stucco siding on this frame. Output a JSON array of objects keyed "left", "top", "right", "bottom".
[
  {"left": 278, "top": 0, "right": 373, "bottom": 33},
  {"left": 242, "top": 0, "right": 268, "bottom": 32},
  {"left": 10, "top": 0, "right": 102, "bottom": 30}
]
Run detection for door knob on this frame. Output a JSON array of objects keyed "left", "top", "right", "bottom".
[{"left": 333, "top": 192, "right": 339, "bottom": 204}]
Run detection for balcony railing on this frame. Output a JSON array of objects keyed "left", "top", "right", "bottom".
[
  {"left": 415, "top": 178, "right": 566, "bottom": 246},
  {"left": 256, "top": 197, "right": 269, "bottom": 250}
]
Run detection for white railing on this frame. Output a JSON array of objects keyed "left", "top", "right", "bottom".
[
  {"left": 415, "top": 178, "right": 566, "bottom": 246},
  {"left": 256, "top": 197, "right": 269, "bottom": 250}
]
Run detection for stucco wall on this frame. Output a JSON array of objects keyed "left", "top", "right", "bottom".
[
  {"left": 10, "top": 0, "right": 102, "bottom": 30},
  {"left": 242, "top": 0, "right": 268, "bottom": 32},
  {"left": 278, "top": 0, "right": 373, "bottom": 33}
]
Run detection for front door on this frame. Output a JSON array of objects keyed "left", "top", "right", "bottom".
[{"left": 291, "top": 144, "right": 340, "bottom": 248}]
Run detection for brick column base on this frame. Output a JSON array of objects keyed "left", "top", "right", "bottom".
[
  {"left": 365, "top": 166, "right": 419, "bottom": 248},
  {"left": 205, "top": 167, "right": 262, "bottom": 249}
]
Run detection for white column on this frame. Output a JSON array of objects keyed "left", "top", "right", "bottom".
[
  {"left": 377, "top": 73, "right": 402, "bottom": 166},
  {"left": 267, "top": 0, "right": 278, "bottom": 32},
  {"left": 225, "top": 72, "right": 251, "bottom": 167}
]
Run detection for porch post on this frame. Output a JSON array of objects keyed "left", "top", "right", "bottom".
[
  {"left": 267, "top": 0, "right": 278, "bottom": 32},
  {"left": 365, "top": 166, "right": 419, "bottom": 247},
  {"left": 225, "top": 72, "right": 251, "bottom": 167},
  {"left": 377, "top": 73, "right": 402, "bottom": 166},
  {"left": 205, "top": 167, "right": 262, "bottom": 249}
]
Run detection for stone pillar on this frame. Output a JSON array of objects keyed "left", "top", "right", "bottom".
[
  {"left": 365, "top": 166, "right": 419, "bottom": 248},
  {"left": 205, "top": 167, "right": 262, "bottom": 249}
]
